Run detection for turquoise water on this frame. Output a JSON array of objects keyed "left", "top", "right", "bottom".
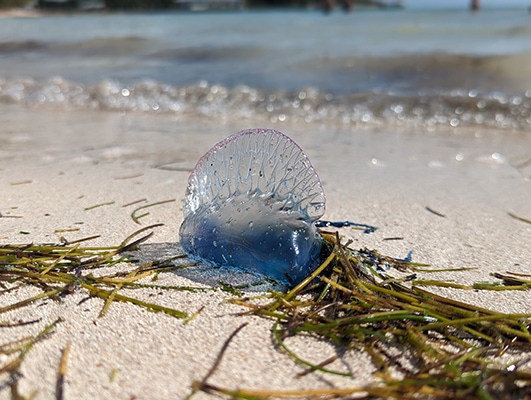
[{"left": 0, "top": 9, "right": 530, "bottom": 129}]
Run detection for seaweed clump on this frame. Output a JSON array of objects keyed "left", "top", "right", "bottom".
[
  {"left": 0, "top": 225, "right": 195, "bottom": 398},
  {"left": 193, "top": 231, "right": 531, "bottom": 400}
]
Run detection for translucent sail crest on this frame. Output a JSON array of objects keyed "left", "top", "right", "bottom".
[{"left": 183, "top": 128, "right": 325, "bottom": 221}]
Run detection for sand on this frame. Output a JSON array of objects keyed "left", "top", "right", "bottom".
[{"left": 1, "top": 104, "right": 530, "bottom": 399}]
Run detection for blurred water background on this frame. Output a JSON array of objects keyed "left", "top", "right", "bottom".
[{"left": 1, "top": 6, "right": 531, "bottom": 130}]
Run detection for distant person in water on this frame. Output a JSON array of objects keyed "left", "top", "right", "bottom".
[
  {"left": 321, "top": 0, "right": 334, "bottom": 13},
  {"left": 341, "top": 0, "right": 352, "bottom": 12},
  {"left": 470, "top": 0, "right": 480, "bottom": 11}
]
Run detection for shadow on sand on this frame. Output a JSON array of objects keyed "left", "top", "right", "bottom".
[{"left": 128, "top": 242, "right": 284, "bottom": 293}]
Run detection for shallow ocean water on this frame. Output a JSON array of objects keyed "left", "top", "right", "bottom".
[{"left": 0, "top": 9, "right": 530, "bottom": 131}]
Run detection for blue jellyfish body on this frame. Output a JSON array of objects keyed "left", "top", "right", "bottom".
[{"left": 179, "top": 128, "right": 326, "bottom": 285}]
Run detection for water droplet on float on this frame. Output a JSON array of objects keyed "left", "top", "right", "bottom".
[{"left": 179, "top": 128, "right": 326, "bottom": 285}]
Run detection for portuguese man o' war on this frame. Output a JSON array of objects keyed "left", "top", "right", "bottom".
[{"left": 179, "top": 128, "right": 326, "bottom": 286}]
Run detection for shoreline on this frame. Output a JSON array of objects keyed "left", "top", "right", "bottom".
[
  {"left": 0, "top": 7, "right": 116, "bottom": 18},
  {"left": 1, "top": 105, "right": 530, "bottom": 399},
  {"left": 0, "top": 8, "right": 42, "bottom": 18}
]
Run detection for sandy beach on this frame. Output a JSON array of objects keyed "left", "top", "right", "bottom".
[{"left": 1, "top": 104, "right": 530, "bottom": 399}]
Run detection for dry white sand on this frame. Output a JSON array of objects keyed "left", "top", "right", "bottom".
[{"left": 1, "top": 105, "right": 530, "bottom": 399}]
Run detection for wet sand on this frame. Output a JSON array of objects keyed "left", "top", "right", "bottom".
[{"left": 1, "top": 105, "right": 530, "bottom": 399}]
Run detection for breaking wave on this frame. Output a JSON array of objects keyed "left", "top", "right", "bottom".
[{"left": 1, "top": 76, "right": 530, "bottom": 131}]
